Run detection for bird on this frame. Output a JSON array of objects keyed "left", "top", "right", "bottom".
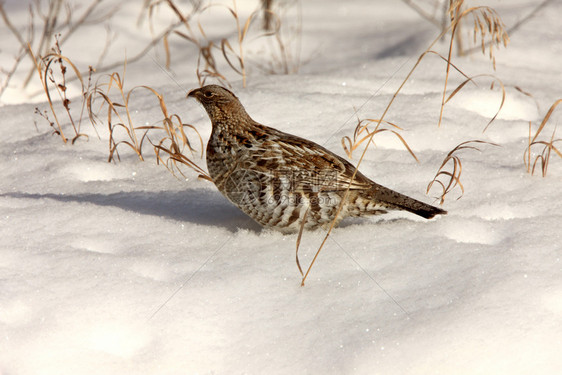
[{"left": 188, "top": 85, "right": 446, "bottom": 233}]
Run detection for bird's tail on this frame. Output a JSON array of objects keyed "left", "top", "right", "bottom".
[{"left": 369, "top": 184, "right": 446, "bottom": 219}]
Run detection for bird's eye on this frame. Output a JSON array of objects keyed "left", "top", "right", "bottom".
[{"left": 204, "top": 91, "right": 214, "bottom": 98}]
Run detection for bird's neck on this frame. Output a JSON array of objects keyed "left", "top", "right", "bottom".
[
  {"left": 207, "top": 112, "right": 266, "bottom": 156},
  {"left": 204, "top": 100, "right": 244, "bottom": 124},
  {"left": 207, "top": 107, "right": 253, "bottom": 136}
]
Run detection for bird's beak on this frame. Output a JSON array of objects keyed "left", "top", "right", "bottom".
[{"left": 187, "top": 88, "right": 199, "bottom": 99}]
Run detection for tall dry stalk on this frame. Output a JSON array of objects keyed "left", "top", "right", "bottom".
[
  {"left": 30, "top": 37, "right": 93, "bottom": 144},
  {"left": 437, "top": 1, "right": 509, "bottom": 127},
  {"left": 341, "top": 117, "right": 418, "bottom": 161}
]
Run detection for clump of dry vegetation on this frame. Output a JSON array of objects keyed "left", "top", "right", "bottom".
[
  {"left": 253, "top": 0, "right": 302, "bottom": 75},
  {"left": 524, "top": 99, "right": 562, "bottom": 177},
  {"left": 30, "top": 36, "right": 94, "bottom": 144},
  {"left": 87, "top": 66, "right": 152, "bottom": 162},
  {"left": 28, "top": 29, "right": 209, "bottom": 181},
  {"left": 86, "top": 62, "right": 209, "bottom": 179},
  {"left": 426, "top": 140, "right": 498, "bottom": 205},
  {"left": 400, "top": 0, "right": 547, "bottom": 56},
  {"left": 436, "top": 3, "right": 509, "bottom": 128},
  {"left": 341, "top": 117, "right": 418, "bottom": 161},
  {"left": 143, "top": 0, "right": 301, "bottom": 87},
  {"left": 3, "top": 0, "right": 302, "bottom": 101}
]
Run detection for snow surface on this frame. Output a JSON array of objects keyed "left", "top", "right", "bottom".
[{"left": 1, "top": 0, "right": 561, "bottom": 374}]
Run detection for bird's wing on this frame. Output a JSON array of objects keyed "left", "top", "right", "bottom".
[{"left": 245, "top": 125, "right": 373, "bottom": 192}]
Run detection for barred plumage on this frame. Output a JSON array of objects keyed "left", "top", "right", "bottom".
[{"left": 188, "top": 85, "right": 446, "bottom": 233}]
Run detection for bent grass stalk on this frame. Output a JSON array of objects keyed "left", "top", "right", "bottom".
[
  {"left": 439, "top": 3, "right": 508, "bottom": 127},
  {"left": 219, "top": 0, "right": 255, "bottom": 88},
  {"left": 427, "top": 140, "right": 498, "bottom": 205},
  {"left": 87, "top": 64, "right": 147, "bottom": 162},
  {"left": 341, "top": 117, "right": 418, "bottom": 161},
  {"left": 29, "top": 39, "right": 93, "bottom": 144},
  {"left": 295, "top": 207, "right": 310, "bottom": 278},
  {"left": 442, "top": 73, "right": 506, "bottom": 132}
]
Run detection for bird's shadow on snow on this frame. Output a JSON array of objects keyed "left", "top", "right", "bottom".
[{"left": 4, "top": 189, "right": 263, "bottom": 233}]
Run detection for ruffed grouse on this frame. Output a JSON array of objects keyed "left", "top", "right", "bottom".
[{"left": 188, "top": 85, "right": 445, "bottom": 233}]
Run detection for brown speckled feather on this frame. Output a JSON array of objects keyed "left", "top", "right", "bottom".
[{"left": 188, "top": 85, "right": 446, "bottom": 233}]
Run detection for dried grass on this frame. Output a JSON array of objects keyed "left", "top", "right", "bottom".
[
  {"left": 146, "top": 0, "right": 228, "bottom": 87},
  {"left": 341, "top": 117, "right": 418, "bottom": 162},
  {"left": 524, "top": 99, "right": 562, "bottom": 177},
  {"left": 443, "top": 73, "right": 506, "bottom": 132},
  {"left": 218, "top": 1, "right": 259, "bottom": 88},
  {"left": 30, "top": 36, "right": 94, "bottom": 144},
  {"left": 151, "top": 103, "right": 212, "bottom": 182},
  {"left": 294, "top": 207, "right": 310, "bottom": 278},
  {"left": 30, "top": 36, "right": 209, "bottom": 182},
  {"left": 437, "top": 1, "right": 509, "bottom": 127},
  {"left": 86, "top": 61, "right": 209, "bottom": 179},
  {"left": 145, "top": 0, "right": 298, "bottom": 87},
  {"left": 427, "top": 140, "right": 498, "bottom": 205},
  {"left": 87, "top": 65, "right": 146, "bottom": 161}
]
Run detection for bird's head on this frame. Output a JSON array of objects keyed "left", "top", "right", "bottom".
[{"left": 187, "top": 85, "right": 247, "bottom": 124}]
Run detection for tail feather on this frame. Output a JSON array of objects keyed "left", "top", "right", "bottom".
[{"left": 371, "top": 184, "right": 446, "bottom": 219}]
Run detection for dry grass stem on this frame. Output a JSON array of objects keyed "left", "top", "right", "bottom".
[
  {"left": 150, "top": 99, "right": 211, "bottom": 181},
  {"left": 441, "top": 73, "right": 506, "bottom": 132},
  {"left": 150, "top": 0, "right": 229, "bottom": 87},
  {"left": 341, "top": 117, "right": 418, "bottom": 162},
  {"left": 261, "top": 0, "right": 273, "bottom": 31},
  {"left": 30, "top": 37, "right": 93, "bottom": 144},
  {"left": 87, "top": 64, "right": 146, "bottom": 161},
  {"left": 294, "top": 207, "right": 310, "bottom": 278},
  {"left": 26, "top": 0, "right": 114, "bottom": 88},
  {"left": 514, "top": 86, "right": 540, "bottom": 113},
  {"left": 427, "top": 140, "right": 498, "bottom": 205},
  {"left": 524, "top": 99, "right": 562, "bottom": 177},
  {"left": 438, "top": 1, "right": 509, "bottom": 127}
]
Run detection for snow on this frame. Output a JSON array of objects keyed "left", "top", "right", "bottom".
[{"left": 1, "top": 0, "right": 561, "bottom": 374}]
